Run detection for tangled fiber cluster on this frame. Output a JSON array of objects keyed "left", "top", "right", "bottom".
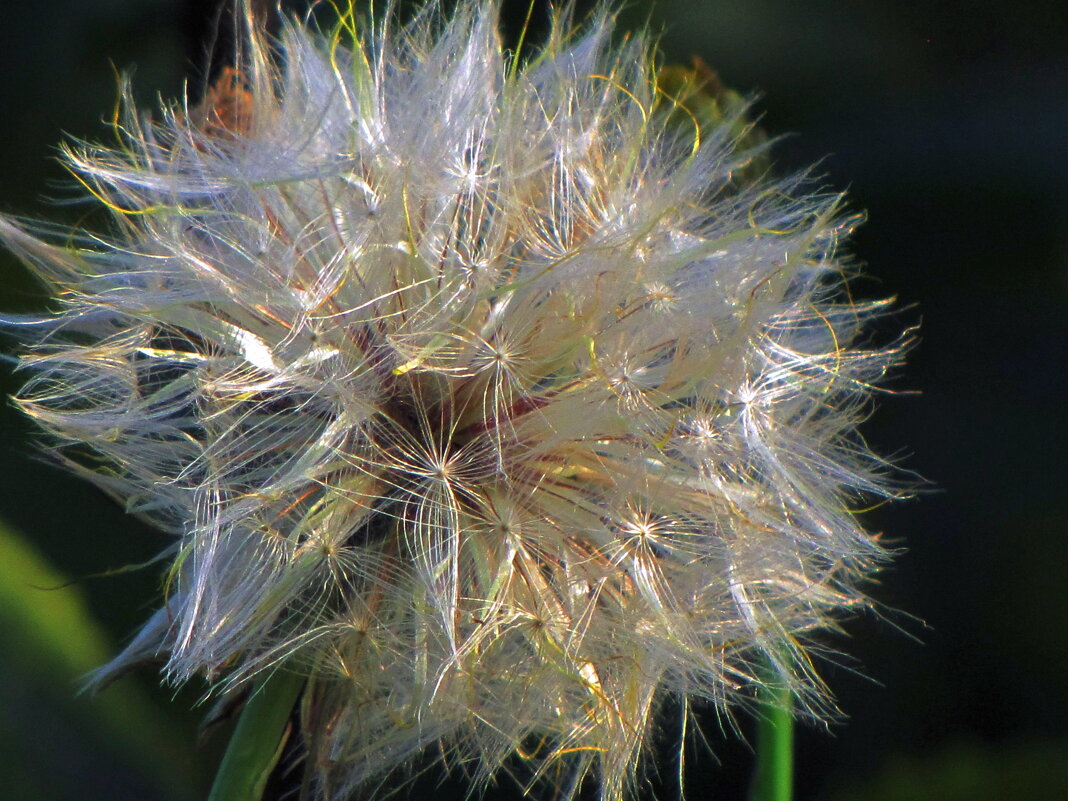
[{"left": 1, "top": 1, "right": 909, "bottom": 798}]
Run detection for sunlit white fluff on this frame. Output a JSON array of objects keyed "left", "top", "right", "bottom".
[{"left": 0, "top": 1, "right": 910, "bottom": 799}]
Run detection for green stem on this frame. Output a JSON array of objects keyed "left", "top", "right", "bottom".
[
  {"left": 207, "top": 669, "right": 305, "bottom": 801},
  {"left": 748, "top": 666, "right": 794, "bottom": 801}
]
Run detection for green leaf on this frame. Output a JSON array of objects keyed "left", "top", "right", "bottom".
[{"left": 207, "top": 669, "right": 305, "bottom": 801}]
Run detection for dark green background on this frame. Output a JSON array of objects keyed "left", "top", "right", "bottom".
[{"left": 1, "top": 1, "right": 1066, "bottom": 799}]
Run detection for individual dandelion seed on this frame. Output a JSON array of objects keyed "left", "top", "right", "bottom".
[{"left": 0, "top": 1, "right": 913, "bottom": 800}]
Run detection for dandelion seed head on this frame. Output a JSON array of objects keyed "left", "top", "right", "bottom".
[{"left": 1, "top": 1, "right": 911, "bottom": 799}]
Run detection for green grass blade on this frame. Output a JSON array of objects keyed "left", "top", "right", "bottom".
[{"left": 0, "top": 516, "right": 197, "bottom": 800}]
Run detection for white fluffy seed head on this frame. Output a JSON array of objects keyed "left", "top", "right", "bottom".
[{"left": 1, "top": 2, "right": 911, "bottom": 799}]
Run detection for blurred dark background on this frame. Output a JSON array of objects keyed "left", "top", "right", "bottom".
[{"left": 1, "top": 1, "right": 1066, "bottom": 799}]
